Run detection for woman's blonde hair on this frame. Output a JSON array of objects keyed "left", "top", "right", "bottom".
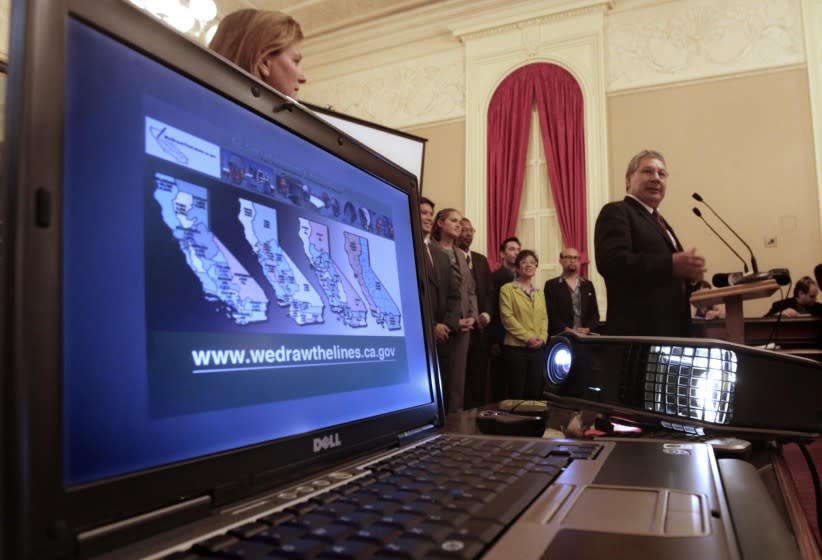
[{"left": 209, "top": 9, "right": 303, "bottom": 79}]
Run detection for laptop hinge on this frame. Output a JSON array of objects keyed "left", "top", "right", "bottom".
[
  {"left": 76, "top": 494, "right": 212, "bottom": 557},
  {"left": 397, "top": 423, "right": 437, "bottom": 445}
]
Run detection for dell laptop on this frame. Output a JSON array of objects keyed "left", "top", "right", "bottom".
[{"left": 1, "top": 1, "right": 803, "bottom": 558}]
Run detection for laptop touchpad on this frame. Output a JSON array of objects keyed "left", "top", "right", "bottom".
[{"left": 562, "top": 487, "right": 707, "bottom": 536}]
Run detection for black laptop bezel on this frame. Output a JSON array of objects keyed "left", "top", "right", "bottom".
[{"left": 3, "top": 0, "right": 443, "bottom": 556}]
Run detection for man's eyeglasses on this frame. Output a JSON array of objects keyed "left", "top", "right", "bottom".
[{"left": 560, "top": 255, "right": 580, "bottom": 260}]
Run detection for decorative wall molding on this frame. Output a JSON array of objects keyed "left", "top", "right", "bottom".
[
  {"left": 451, "top": 0, "right": 614, "bottom": 41},
  {"left": 302, "top": 49, "right": 465, "bottom": 129},
  {"left": 302, "top": 0, "right": 808, "bottom": 129},
  {"left": 607, "top": 0, "right": 804, "bottom": 92}
]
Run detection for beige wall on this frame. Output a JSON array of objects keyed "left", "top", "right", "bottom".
[
  {"left": 404, "top": 66, "right": 821, "bottom": 317},
  {"left": 406, "top": 119, "right": 466, "bottom": 216},
  {"left": 608, "top": 68, "right": 820, "bottom": 316},
  {"left": 0, "top": 0, "right": 8, "bottom": 61}
]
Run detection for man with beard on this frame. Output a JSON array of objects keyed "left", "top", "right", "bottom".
[
  {"left": 544, "top": 247, "right": 599, "bottom": 336},
  {"left": 594, "top": 150, "right": 706, "bottom": 336}
]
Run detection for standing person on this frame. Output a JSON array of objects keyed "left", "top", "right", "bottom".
[
  {"left": 499, "top": 250, "right": 548, "bottom": 400},
  {"left": 488, "top": 236, "right": 521, "bottom": 401},
  {"left": 419, "top": 198, "right": 461, "bottom": 404},
  {"left": 432, "top": 208, "right": 477, "bottom": 412},
  {"left": 544, "top": 247, "right": 599, "bottom": 336},
  {"left": 457, "top": 218, "right": 493, "bottom": 408},
  {"left": 594, "top": 149, "right": 706, "bottom": 337},
  {"left": 209, "top": 9, "right": 306, "bottom": 99}
]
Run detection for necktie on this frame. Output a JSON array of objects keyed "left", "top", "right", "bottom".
[
  {"left": 653, "top": 210, "right": 667, "bottom": 233},
  {"left": 465, "top": 253, "right": 472, "bottom": 270},
  {"left": 425, "top": 244, "right": 434, "bottom": 273},
  {"left": 653, "top": 210, "right": 679, "bottom": 251}
]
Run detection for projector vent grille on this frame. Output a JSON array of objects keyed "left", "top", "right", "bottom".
[{"left": 643, "top": 344, "right": 737, "bottom": 425}]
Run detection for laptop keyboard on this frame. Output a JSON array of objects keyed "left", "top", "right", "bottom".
[{"left": 165, "top": 436, "right": 601, "bottom": 560}]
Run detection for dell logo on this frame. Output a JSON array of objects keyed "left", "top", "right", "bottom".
[{"left": 313, "top": 433, "right": 342, "bottom": 453}]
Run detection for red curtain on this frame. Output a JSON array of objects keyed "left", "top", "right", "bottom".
[
  {"left": 486, "top": 75, "right": 532, "bottom": 270},
  {"left": 486, "top": 63, "right": 587, "bottom": 275}
]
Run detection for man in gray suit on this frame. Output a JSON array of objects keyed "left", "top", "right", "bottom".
[{"left": 594, "top": 150, "right": 706, "bottom": 336}]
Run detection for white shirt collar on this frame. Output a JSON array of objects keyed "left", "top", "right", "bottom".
[{"left": 627, "top": 193, "right": 658, "bottom": 215}]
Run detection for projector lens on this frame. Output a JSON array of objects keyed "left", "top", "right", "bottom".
[{"left": 547, "top": 342, "right": 573, "bottom": 385}]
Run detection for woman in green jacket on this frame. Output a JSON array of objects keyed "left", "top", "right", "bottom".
[{"left": 499, "top": 250, "right": 548, "bottom": 399}]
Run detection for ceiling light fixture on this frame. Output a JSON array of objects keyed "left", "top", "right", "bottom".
[{"left": 128, "top": 0, "right": 218, "bottom": 43}]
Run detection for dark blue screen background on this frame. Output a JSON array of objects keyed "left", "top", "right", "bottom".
[{"left": 63, "top": 20, "right": 431, "bottom": 486}]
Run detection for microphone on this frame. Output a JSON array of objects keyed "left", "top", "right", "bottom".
[
  {"left": 711, "top": 272, "right": 744, "bottom": 288},
  {"left": 693, "top": 192, "right": 759, "bottom": 273},
  {"left": 712, "top": 269, "right": 791, "bottom": 288},
  {"left": 692, "top": 208, "right": 748, "bottom": 273}
]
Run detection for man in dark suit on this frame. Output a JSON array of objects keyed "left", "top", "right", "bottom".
[
  {"left": 594, "top": 149, "right": 706, "bottom": 337},
  {"left": 544, "top": 247, "right": 599, "bottom": 336},
  {"left": 488, "top": 236, "right": 520, "bottom": 401},
  {"left": 457, "top": 217, "right": 493, "bottom": 408}
]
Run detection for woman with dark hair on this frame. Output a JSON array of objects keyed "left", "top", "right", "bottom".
[
  {"left": 209, "top": 9, "right": 306, "bottom": 98},
  {"left": 431, "top": 208, "right": 477, "bottom": 412},
  {"left": 499, "top": 249, "right": 548, "bottom": 399}
]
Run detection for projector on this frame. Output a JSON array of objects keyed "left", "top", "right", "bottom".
[{"left": 544, "top": 332, "right": 822, "bottom": 441}]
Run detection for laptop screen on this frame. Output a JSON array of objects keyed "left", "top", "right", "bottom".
[{"left": 62, "top": 18, "right": 432, "bottom": 486}]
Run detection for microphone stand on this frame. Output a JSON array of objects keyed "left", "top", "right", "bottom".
[
  {"left": 693, "top": 193, "right": 759, "bottom": 273},
  {"left": 692, "top": 208, "right": 748, "bottom": 274}
]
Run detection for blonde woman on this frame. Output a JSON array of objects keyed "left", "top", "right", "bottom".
[
  {"left": 209, "top": 9, "right": 306, "bottom": 98},
  {"left": 499, "top": 250, "right": 548, "bottom": 399}
]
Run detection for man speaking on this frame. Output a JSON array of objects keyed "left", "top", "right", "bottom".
[{"left": 594, "top": 150, "right": 706, "bottom": 336}]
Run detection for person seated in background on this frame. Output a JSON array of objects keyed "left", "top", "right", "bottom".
[
  {"left": 765, "top": 276, "right": 822, "bottom": 317},
  {"left": 690, "top": 280, "right": 726, "bottom": 320},
  {"left": 544, "top": 247, "right": 599, "bottom": 336}
]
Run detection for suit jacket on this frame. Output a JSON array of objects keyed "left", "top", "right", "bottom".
[
  {"left": 489, "top": 266, "right": 515, "bottom": 345},
  {"left": 425, "top": 241, "right": 461, "bottom": 332},
  {"left": 765, "top": 297, "right": 822, "bottom": 317},
  {"left": 594, "top": 196, "right": 692, "bottom": 336},
  {"left": 544, "top": 276, "right": 600, "bottom": 336},
  {"left": 450, "top": 247, "right": 478, "bottom": 321},
  {"left": 466, "top": 250, "right": 493, "bottom": 319}
]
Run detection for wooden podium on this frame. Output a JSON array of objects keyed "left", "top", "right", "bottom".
[{"left": 690, "top": 279, "right": 779, "bottom": 344}]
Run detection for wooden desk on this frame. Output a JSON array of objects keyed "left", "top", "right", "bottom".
[
  {"left": 773, "top": 445, "right": 822, "bottom": 559},
  {"left": 693, "top": 316, "right": 822, "bottom": 357}
]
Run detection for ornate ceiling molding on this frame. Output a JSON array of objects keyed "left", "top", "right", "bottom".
[
  {"left": 607, "top": 0, "right": 804, "bottom": 92},
  {"left": 450, "top": 0, "right": 614, "bottom": 41},
  {"left": 302, "top": 49, "right": 465, "bottom": 129}
]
